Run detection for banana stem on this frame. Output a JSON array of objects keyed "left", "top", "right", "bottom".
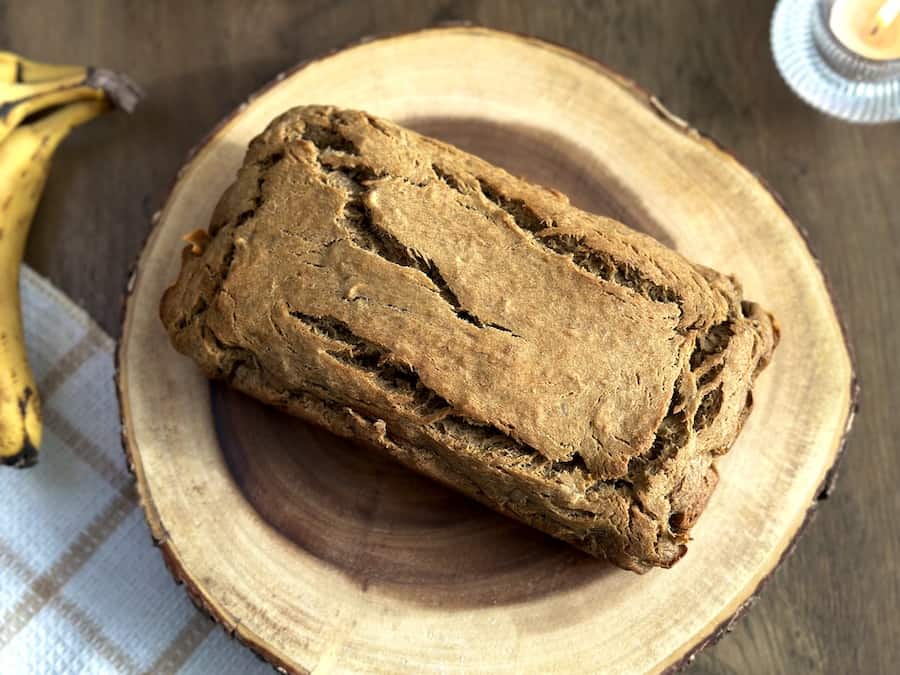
[
  {"left": 0, "top": 83, "right": 107, "bottom": 144},
  {"left": 19, "top": 59, "right": 86, "bottom": 84},
  {"left": 1, "top": 72, "right": 89, "bottom": 100},
  {"left": 0, "top": 51, "right": 86, "bottom": 84}
]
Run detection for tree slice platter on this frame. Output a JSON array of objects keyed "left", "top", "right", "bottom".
[{"left": 117, "top": 27, "right": 856, "bottom": 674}]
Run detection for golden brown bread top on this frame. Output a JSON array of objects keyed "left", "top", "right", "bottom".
[{"left": 160, "top": 106, "right": 777, "bottom": 571}]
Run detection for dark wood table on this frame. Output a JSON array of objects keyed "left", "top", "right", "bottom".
[{"left": 5, "top": 1, "right": 897, "bottom": 672}]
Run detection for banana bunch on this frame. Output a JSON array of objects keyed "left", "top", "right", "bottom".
[{"left": 0, "top": 52, "right": 140, "bottom": 467}]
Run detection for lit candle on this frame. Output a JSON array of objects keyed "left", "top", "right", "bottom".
[
  {"left": 830, "top": 0, "right": 900, "bottom": 60},
  {"left": 771, "top": 0, "right": 900, "bottom": 122}
]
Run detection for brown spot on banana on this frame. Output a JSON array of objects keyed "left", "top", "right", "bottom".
[
  {"left": 1, "top": 435, "right": 38, "bottom": 468},
  {"left": 1, "top": 387, "right": 41, "bottom": 468},
  {"left": 18, "top": 386, "right": 33, "bottom": 418}
]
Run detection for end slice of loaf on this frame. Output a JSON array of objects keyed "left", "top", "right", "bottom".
[{"left": 160, "top": 106, "right": 778, "bottom": 572}]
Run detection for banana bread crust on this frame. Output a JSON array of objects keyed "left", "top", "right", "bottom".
[{"left": 160, "top": 106, "right": 778, "bottom": 572}]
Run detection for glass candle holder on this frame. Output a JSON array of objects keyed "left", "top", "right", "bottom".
[{"left": 772, "top": 0, "right": 900, "bottom": 122}]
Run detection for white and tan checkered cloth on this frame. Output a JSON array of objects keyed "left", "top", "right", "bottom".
[{"left": 0, "top": 267, "right": 272, "bottom": 675}]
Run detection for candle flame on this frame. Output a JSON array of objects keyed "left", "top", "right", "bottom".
[{"left": 871, "top": 0, "right": 900, "bottom": 35}]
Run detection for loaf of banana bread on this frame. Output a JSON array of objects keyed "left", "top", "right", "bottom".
[{"left": 160, "top": 106, "right": 778, "bottom": 572}]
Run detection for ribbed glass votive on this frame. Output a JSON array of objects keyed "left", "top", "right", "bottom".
[{"left": 772, "top": 0, "right": 900, "bottom": 123}]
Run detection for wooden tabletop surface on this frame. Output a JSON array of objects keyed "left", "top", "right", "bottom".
[{"left": 5, "top": 1, "right": 897, "bottom": 673}]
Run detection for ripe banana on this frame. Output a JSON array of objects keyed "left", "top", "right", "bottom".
[
  {"left": 0, "top": 99, "right": 110, "bottom": 467},
  {"left": 0, "top": 53, "right": 140, "bottom": 468}
]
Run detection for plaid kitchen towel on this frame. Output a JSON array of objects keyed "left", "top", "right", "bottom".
[{"left": 0, "top": 266, "right": 270, "bottom": 675}]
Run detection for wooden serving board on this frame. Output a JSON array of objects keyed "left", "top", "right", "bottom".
[{"left": 117, "top": 27, "right": 856, "bottom": 674}]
